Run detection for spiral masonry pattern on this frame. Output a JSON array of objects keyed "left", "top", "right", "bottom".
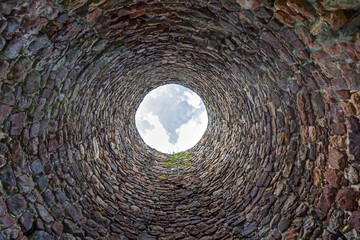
[{"left": 0, "top": 0, "right": 360, "bottom": 239}]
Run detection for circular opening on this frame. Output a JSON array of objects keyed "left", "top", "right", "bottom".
[{"left": 135, "top": 84, "right": 208, "bottom": 154}]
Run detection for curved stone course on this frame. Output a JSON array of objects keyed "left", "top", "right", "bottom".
[{"left": 0, "top": 0, "right": 360, "bottom": 239}]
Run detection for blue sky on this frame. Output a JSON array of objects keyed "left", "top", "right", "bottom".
[{"left": 135, "top": 84, "right": 208, "bottom": 153}]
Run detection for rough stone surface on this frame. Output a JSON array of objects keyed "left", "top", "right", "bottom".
[
  {"left": 6, "top": 194, "right": 26, "bottom": 216},
  {"left": 0, "top": 0, "right": 359, "bottom": 239},
  {"left": 336, "top": 188, "right": 357, "bottom": 211}
]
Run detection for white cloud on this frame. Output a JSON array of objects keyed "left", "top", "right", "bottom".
[{"left": 135, "top": 84, "right": 208, "bottom": 154}]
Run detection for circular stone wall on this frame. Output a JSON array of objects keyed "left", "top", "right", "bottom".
[{"left": 0, "top": 0, "right": 360, "bottom": 239}]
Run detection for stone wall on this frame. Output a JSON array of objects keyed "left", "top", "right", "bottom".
[{"left": 0, "top": 0, "right": 360, "bottom": 239}]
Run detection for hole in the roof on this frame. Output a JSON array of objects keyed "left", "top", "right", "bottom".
[{"left": 135, "top": 84, "right": 208, "bottom": 154}]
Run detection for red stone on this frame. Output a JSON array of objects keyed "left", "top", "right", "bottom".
[
  {"left": 336, "top": 90, "right": 351, "bottom": 100},
  {"left": 316, "top": 185, "right": 337, "bottom": 219},
  {"left": 340, "top": 42, "right": 360, "bottom": 62},
  {"left": 297, "top": 93, "right": 307, "bottom": 125},
  {"left": 336, "top": 187, "right": 357, "bottom": 211},
  {"left": 274, "top": 10, "right": 295, "bottom": 27},
  {"left": 325, "top": 168, "right": 342, "bottom": 188},
  {"left": 328, "top": 148, "right": 347, "bottom": 170},
  {"left": 52, "top": 221, "right": 63, "bottom": 235},
  {"left": 287, "top": 0, "right": 317, "bottom": 20},
  {"left": 282, "top": 228, "right": 297, "bottom": 240},
  {"left": 87, "top": 9, "right": 102, "bottom": 23}
]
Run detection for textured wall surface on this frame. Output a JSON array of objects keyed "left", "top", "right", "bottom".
[{"left": 0, "top": 0, "right": 360, "bottom": 239}]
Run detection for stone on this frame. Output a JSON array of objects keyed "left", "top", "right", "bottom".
[
  {"left": 351, "top": 92, "right": 360, "bottom": 115},
  {"left": 52, "top": 221, "right": 63, "bottom": 235},
  {"left": 0, "top": 198, "right": 6, "bottom": 216},
  {"left": 330, "top": 135, "right": 346, "bottom": 149},
  {"left": 341, "top": 102, "right": 356, "bottom": 116},
  {"left": 287, "top": 0, "right": 316, "bottom": 20},
  {"left": 330, "top": 123, "right": 346, "bottom": 135},
  {"left": 349, "top": 132, "right": 360, "bottom": 161},
  {"left": 10, "top": 112, "right": 25, "bottom": 136},
  {"left": 0, "top": 164, "right": 16, "bottom": 190},
  {"left": 236, "top": 0, "right": 261, "bottom": 9},
  {"left": 282, "top": 228, "right": 297, "bottom": 240},
  {"left": 0, "top": 105, "right": 12, "bottom": 124},
  {"left": 2, "top": 35, "right": 23, "bottom": 59},
  {"left": 0, "top": 214, "right": 15, "bottom": 229},
  {"left": 31, "top": 231, "right": 54, "bottom": 240},
  {"left": 67, "top": 204, "right": 82, "bottom": 222},
  {"left": 344, "top": 165, "right": 359, "bottom": 184},
  {"left": 36, "top": 203, "right": 54, "bottom": 223},
  {"left": 325, "top": 168, "right": 342, "bottom": 188},
  {"left": 322, "top": 0, "right": 360, "bottom": 10},
  {"left": 317, "top": 185, "right": 337, "bottom": 219},
  {"left": 6, "top": 194, "right": 27, "bottom": 216},
  {"left": 24, "top": 71, "right": 41, "bottom": 94},
  {"left": 347, "top": 116, "right": 360, "bottom": 134},
  {"left": 36, "top": 175, "right": 49, "bottom": 190},
  {"left": 29, "top": 122, "right": 41, "bottom": 138},
  {"left": 336, "top": 187, "right": 357, "bottom": 211},
  {"left": 43, "top": 189, "right": 55, "bottom": 207},
  {"left": 320, "top": 9, "right": 349, "bottom": 30},
  {"left": 278, "top": 218, "right": 290, "bottom": 233},
  {"left": 350, "top": 211, "right": 360, "bottom": 232},
  {"left": 31, "top": 159, "right": 43, "bottom": 175},
  {"left": 20, "top": 210, "right": 33, "bottom": 232},
  {"left": 310, "top": 92, "right": 324, "bottom": 117},
  {"left": 328, "top": 148, "right": 347, "bottom": 170}
]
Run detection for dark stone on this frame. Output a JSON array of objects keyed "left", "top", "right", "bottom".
[
  {"left": 317, "top": 185, "right": 337, "bottom": 220},
  {"left": 349, "top": 133, "right": 360, "bottom": 161},
  {"left": 36, "top": 204, "right": 54, "bottom": 223},
  {"left": 241, "top": 221, "right": 258, "bottom": 237},
  {"left": 18, "top": 175, "right": 35, "bottom": 193},
  {"left": 347, "top": 116, "right": 360, "bottom": 133},
  {"left": 0, "top": 105, "right": 12, "bottom": 124},
  {"left": 0, "top": 214, "right": 15, "bottom": 230},
  {"left": 0, "top": 164, "right": 16, "bottom": 190},
  {"left": 67, "top": 204, "right": 82, "bottom": 222},
  {"left": 260, "top": 31, "right": 281, "bottom": 48},
  {"left": 350, "top": 211, "right": 360, "bottom": 232},
  {"left": 20, "top": 210, "right": 33, "bottom": 232},
  {"left": 6, "top": 194, "right": 26, "bottom": 216},
  {"left": 278, "top": 218, "right": 290, "bottom": 233},
  {"left": 10, "top": 112, "right": 25, "bottom": 135},
  {"left": 31, "top": 159, "right": 43, "bottom": 175},
  {"left": 310, "top": 92, "right": 324, "bottom": 117},
  {"left": 43, "top": 189, "right": 55, "bottom": 207},
  {"left": 2, "top": 36, "right": 23, "bottom": 59},
  {"left": 37, "top": 175, "right": 49, "bottom": 190},
  {"left": 24, "top": 71, "right": 41, "bottom": 94},
  {"left": 31, "top": 231, "right": 54, "bottom": 240}
]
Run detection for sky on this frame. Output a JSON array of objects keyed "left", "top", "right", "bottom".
[{"left": 135, "top": 84, "right": 208, "bottom": 154}]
